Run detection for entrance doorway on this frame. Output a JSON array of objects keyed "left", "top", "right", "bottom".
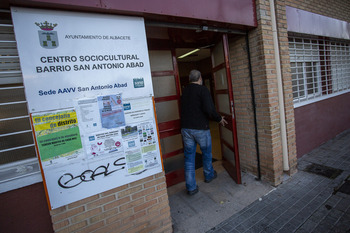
[
  {"left": 146, "top": 26, "right": 241, "bottom": 187},
  {"left": 176, "top": 47, "right": 222, "bottom": 163}
]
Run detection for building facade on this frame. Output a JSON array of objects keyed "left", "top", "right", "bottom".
[{"left": 0, "top": 0, "right": 349, "bottom": 232}]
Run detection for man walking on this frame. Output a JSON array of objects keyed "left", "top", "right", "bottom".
[{"left": 181, "top": 69, "right": 227, "bottom": 195}]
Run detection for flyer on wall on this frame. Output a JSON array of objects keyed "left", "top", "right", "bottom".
[
  {"left": 32, "top": 109, "right": 84, "bottom": 168},
  {"left": 83, "top": 129, "right": 124, "bottom": 160},
  {"left": 98, "top": 94, "right": 125, "bottom": 129},
  {"left": 75, "top": 97, "right": 101, "bottom": 134},
  {"left": 120, "top": 121, "right": 160, "bottom": 174}
]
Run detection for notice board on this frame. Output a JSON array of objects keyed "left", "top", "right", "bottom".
[{"left": 11, "top": 7, "right": 163, "bottom": 209}]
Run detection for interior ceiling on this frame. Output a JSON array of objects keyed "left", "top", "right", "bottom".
[
  {"left": 168, "top": 28, "right": 220, "bottom": 48},
  {"left": 169, "top": 28, "right": 218, "bottom": 62}
]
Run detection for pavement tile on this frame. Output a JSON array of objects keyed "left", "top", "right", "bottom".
[
  {"left": 311, "top": 220, "right": 335, "bottom": 233},
  {"left": 335, "top": 197, "right": 350, "bottom": 212},
  {"left": 331, "top": 219, "right": 350, "bottom": 232},
  {"left": 295, "top": 220, "right": 318, "bottom": 233},
  {"left": 277, "top": 222, "right": 299, "bottom": 233},
  {"left": 260, "top": 225, "right": 278, "bottom": 233},
  {"left": 328, "top": 208, "right": 345, "bottom": 220},
  {"left": 203, "top": 129, "right": 350, "bottom": 233},
  {"left": 289, "top": 214, "right": 308, "bottom": 227},
  {"left": 234, "top": 223, "right": 250, "bottom": 232},
  {"left": 221, "top": 223, "right": 235, "bottom": 232}
]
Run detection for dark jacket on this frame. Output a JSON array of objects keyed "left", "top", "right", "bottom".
[{"left": 180, "top": 83, "right": 221, "bottom": 130}]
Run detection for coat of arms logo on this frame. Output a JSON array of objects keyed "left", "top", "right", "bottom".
[{"left": 35, "top": 21, "right": 59, "bottom": 49}]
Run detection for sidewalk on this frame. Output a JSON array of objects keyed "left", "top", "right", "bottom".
[
  {"left": 208, "top": 129, "right": 350, "bottom": 233},
  {"left": 168, "top": 162, "right": 274, "bottom": 233},
  {"left": 168, "top": 129, "right": 350, "bottom": 233}
]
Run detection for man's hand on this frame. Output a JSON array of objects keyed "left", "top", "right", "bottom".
[{"left": 219, "top": 116, "right": 228, "bottom": 126}]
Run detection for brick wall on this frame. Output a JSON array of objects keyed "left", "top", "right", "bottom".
[
  {"left": 237, "top": 0, "right": 350, "bottom": 185},
  {"left": 228, "top": 35, "right": 258, "bottom": 175},
  {"left": 229, "top": 0, "right": 298, "bottom": 186},
  {"left": 50, "top": 172, "right": 172, "bottom": 233},
  {"left": 285, "top": 0, "right": 350, "bottom": 21}
]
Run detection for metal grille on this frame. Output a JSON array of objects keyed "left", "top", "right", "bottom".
[
  {"left": 330, "top": 42, "right": 350, "bottom": 92},
  {"left": 0, "top": 10, "right": 35, "bottom": 165},
  {"left": 289, "top": 35, "right": 350, "bottom": 105}
]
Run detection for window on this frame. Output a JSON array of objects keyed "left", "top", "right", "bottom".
[
  {"left": 289, "top": 35, "right": 350, "bottom": 106},
  {"left": 291, "top": 61, "right": 321, "bottom": 101},
  {"left": 0, "top": 10, "right": 41, "bottom": 192},
  {"left": 330, "top": 42, "right": 350, "bottom": 92}
]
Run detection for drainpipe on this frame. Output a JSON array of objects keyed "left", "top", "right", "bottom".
[
  {"left": 269, "top": 0, "right": 289, "bottom": 171},
  {"left": 245, "top": 32, "right": 261, "bottom": 180}
]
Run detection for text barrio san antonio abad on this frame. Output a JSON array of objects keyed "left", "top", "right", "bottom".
[{"left": 36, "top": 54, "right": 144, "bottom": 73}]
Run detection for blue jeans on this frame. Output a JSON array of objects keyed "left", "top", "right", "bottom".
[{"left": 181, "top": 128, "right": 215, "bottom": 191}]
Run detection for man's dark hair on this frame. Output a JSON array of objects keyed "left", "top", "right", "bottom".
[{"left": 189, "top": 69, "right": 201, "bottom": 83}]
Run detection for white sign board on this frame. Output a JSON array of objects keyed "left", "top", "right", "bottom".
[
  {"left": 12, "top": 7, "right": 163, "bottom": 209},
  {"left": 11, "top": 7, "right": 153, "bottom": 112}
]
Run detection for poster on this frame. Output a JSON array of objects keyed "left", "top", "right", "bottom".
[
  {"left": 84, "top": 129, "right": 123, "bottom": 159},
  {"left": 32, "top": 109, "right": 84, "bottom": 168},
  {"left": 13, "top": 7, "right": 163, "bottom": 209},
  {"left": 98, "top": 94, "right": 125, "bottom": 129}
]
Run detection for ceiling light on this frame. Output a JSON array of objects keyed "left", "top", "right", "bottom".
[{"left": 178, "top": 49, "right": 200, "bottom": 59}]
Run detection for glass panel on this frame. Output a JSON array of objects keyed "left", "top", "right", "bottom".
[
  {"left": 160, "top": 134, "right": 183, "bottom": 155},
  {"left": 214, "top": 68, "right": 227, "bottom": 90},
  {"left": 0, "top": 33, "right": 15, "bottom": 41},
  {"left": 212, "top": 41, "right": 224, "bottom": 67},
  {"left": 222, "top": 144, "right": 235, "bottom": 166},
  {"left": 0, "top": 132, "right": 34, "bottom": 151},
  {"left": 0, "top": 117, "right": 31, "bottom": 135},
  {"left": 220, "top": 126, "right": 233, "bottom": 148},
  {"left": 164, "top": 153, "right": 184, "bottom": 173},
  {"left": 148, "top": 50, "right": 173, "bottom": 72},
  {"left": 0, "top": 146, "right": 36, "bottom": 165},
  {"left": 0, "top": 87, "right": 26, "bottom": 103},
  {"left": 155, "top": 100, "right": 179, "bottom": 123},
  {"left": 152, "top": 75, "right": 176, "bottom": 98},
  {"left": 0, "top": 73, "right": 23, "bottom": 85},
  {"left": 0, "top": 103, "right": 28, "bottom": 119},
  {"left": 217, "top": 94, "right": 230, "bottom": 115}
]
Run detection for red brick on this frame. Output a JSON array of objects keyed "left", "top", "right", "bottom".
[
  {"left": 129, "top": 176, "right": 154, "bottom": 187},
  {"left": 90, "top": 207, "right": 119, "bottom": 223},
  {"left": 75, "top": 221, "right": 105, "bottom": 233},
  {"left": 119, "top": 197, "right": 145, "bottom": 212},
  {"left": 100, "top": 184, "right": 128, "bottom": 197},
  {"left": 52, "top": 219, "right": 69, "bottom": 231},
  {"left": 117, "top": 185, "right": 143, "bottom": 198},
  {"left": 121, "top": 210, "right": 147, "bottom": 224},
  {"left": 67, "top": 194, "right": 99, "bottom": 209},
  {"left": 104, "top": 196, "right": 130, "bottom": 211},
  {"left": 143, "top": 177, "right": 164, "bottom": 188},
  {"left": 145, "top": 189, "right": 167, "bottom": 202},
  {"left": 71, "top": 207, "right": 102, "bottom": 223},
  {"left": 134, "top": 199, "right": 157, "bottom": 213},
  {"left": 56, "top": 220, "right": 88, "bottom": 233},
  {"left": 52, "top": 206, "right": 85, "bottom": 223},
  {"left": 106, "top": 208, "right": 133, "bottom": 224},
  {"left": 50, "top": 206, "right": 67, "bottom": 215},
  {"left": 86, "top": 194, "right": 116, "bottom": 210},
  {"left": 132, "top": 187, "right": 156, "bottom": 200}
]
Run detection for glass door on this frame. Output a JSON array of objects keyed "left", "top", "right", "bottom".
[
  {"left": 211, "top": 34, "right": 241, "bottom": 184},
  {"left": 148, "top": 49, "right": 184, "bottom": 186}
]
